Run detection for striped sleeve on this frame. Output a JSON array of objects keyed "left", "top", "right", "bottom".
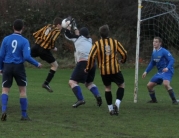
[
  {"left": 86, "top": 43, "right": 98, "bottom": 72},
  {"left": 33, "top": 25, "right": 47, "bottom": 39},
  {"left": 117, "top": 41, "right": 127, "bottom": 63}
]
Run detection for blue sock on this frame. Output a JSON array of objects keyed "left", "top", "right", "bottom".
[
  {"left": 20, "top": 98, "right": 28, "bottom": 117},
  {"left": 90, "top": 87, "right": 100, "bottom": 97},
  {"left": 149, "top": 90, "right": 156, "bottom": 101},
  {"left": 168, "top": 89, "right": 176, "bottom": 101},
  {"left": 1, "top": 94, "right": 8, "bottom": 113},
  {"left": 150, "top": 93, "right": 156, "bottom": 99},
  {"left": 72, "top": 86, "right": 84, "bottom": 101}
]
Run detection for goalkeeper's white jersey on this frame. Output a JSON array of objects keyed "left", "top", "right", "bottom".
[
  {"left": 73, "top": 36, "right": 92, "bottom": 62},
  {"left": 64, "top": 30, "right": 92, "bottom": 62}
]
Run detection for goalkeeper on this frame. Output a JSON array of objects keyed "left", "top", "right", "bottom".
[
  {"left": 63, "top": 17, "right": 102, "bottom": 108},
  {"left": 142, "top": 37, "right": 178, "bottom": 104}
]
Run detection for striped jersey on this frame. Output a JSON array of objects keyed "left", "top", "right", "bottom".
[
  {"left": 86, "top": 37, "right": 127, "bottom": 75},
  {"left": 33, "top": 24, "right": 60, "bottom": 49}
]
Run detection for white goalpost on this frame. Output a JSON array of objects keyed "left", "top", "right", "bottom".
[{"left": 134, "top": 0, "right": 179, "bottom": 103}]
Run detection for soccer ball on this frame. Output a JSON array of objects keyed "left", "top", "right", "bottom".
[{"left": 61, "top": 18, "right": 71, "bottom": 29}]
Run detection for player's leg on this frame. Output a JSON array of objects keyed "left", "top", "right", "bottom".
[
  {"left": 18, "top": 86, "right": 31, "bottom": 120},
  {"left": 1, "top": 88, "right": 10, "bottom": 121},
  {"left": 162, "top": 71, "right": 178, "bottom": 104},
  {"left": 101, "top": 75, "right": 115, "bottom": 115},
  {"left": 146, "top": 74, "right": 161, "bottom": 103},
  {"left": 85, "top": 64, "right": 102, "bottom": 107},
  {"left": 30, "top": 44, "right": 40, "bottom": 57},
  {"left": 14, "top": 63, "right": 31, "bottom": 120},
  {"left": 112, "top": 72, "right": 125, "bottom": 115},
  {"left": 85, "top": 82, "right": 102, "bottom": 107},
  {"left": 42, "top": 61, "right": 58, "bottom": 92},
  {"left": 1, "top": 63, "right": 13, "bottom": 121},
  {"left": 69, "top": 62, "right": 86, "bottom": 108},
  {"left": 69, "top": 80, "right": 85, "bottom": 108},
  {"left": 40, "top": 50, "right": 58, "bottom": 92},
  {"left": 163, "top": 80, "right": 178, "bottom": 104}
]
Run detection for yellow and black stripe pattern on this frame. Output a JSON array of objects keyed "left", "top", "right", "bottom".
[
  {"left": 33, "top": 24, "right": 60, "bottom": 49},
  {"left": 86, "top": 38, "right": 127, "bottom": 75}
]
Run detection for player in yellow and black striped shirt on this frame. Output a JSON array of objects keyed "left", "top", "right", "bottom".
[
  {"left": 31, "top": 17, "right": 62, "bottom": 92},
  {"left": 85, "top": 24, "right": 127, "bottom": 115}
]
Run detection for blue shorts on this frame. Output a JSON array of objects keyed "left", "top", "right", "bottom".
[
  {"left": 70, "top": 61, "right": 96, "bottom": 83},
  {"left": 150, "top": 70, "right": 173, "bottom": 85},
  {"left": 2, "top": 63, "right": 27, "bottom": 88}
]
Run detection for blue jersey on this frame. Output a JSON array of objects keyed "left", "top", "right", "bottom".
[
  {"left": 145, "top": 47, "right": 174, "bottom": 74},
  {"left": 0, "top": 33, "right": 39, "bottom": 70}
]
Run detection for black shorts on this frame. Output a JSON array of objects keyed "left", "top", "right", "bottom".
[
  {"left": 101, "top": 71, "right": 124, "bottom": 86},
  {"left": 2, "top": 63, "right": 26, "bottom": 88},
  {"left": 70, "top": 61, "right": 96, "bottom": 83},
  {"left": 31, "top": 44, "right": 55, "bottom": 63}
]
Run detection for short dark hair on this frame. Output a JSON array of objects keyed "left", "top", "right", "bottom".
[
  {"left": 154, "top": 37, "right": 162, "bottom": 43},
  {"left": 80, "top": 27, "right": 89, "bottom": 38},
  {"left": 53, "top": 17, "right": 62, "bottom": 26},
  {"left": 13, "top": 19, "right": 24, "bottom": 31},
  {"left": 99, "top": 24, "right": 109, "bottom": 38}
]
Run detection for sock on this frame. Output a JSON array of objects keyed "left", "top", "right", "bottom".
[
  {"left": 115, "top": 99, "right": 121, "bottom": 111},
  {"left": 116, "top": 87, "right": 124, "bottom": 100},
  {"left": 20, "top": 98, "right": 28, "bottom": 117},
  {"left": 149, "top": 90, "right": 157, "bottom": 101},
  {"left": 168, "top": 89, "right": 176, "bottom": 101},
  {"left": 72, "top": 86, "right": 84, "bottom": 101},
  {"left": 1, "top": 94, "right": 8, "bottom": 113},
  {"left": 108, "top": 105, "right": 113, "bottom": 112},
  {"left": 44, "top": 69, "right": 55, "bottom": 85},
  {"left": 90, "top": 86, "right": 100, "bottom": 97},
  {"left": 105, "top": 91, "right": 112, "bottom": 105}
]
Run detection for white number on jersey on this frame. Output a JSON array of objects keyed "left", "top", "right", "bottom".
[
  {"left": 45, "top": 27, "right": 51, "bottom": 36},
  {"left": 12, "top": 40, "right": 17, "bottom": 53}
]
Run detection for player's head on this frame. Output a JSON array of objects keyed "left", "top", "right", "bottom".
[
  {"left": 13, "top": 19, "right": 24, "bottom": 31},
  {"left": 53, "top": 17, "right": 62, "bottom": 26},
  {"left": 153, "top": 37, "right": 162, "bottom": 49},
  {"left": 80, "top": 27, "right": 89, "bottom": 38},
  {"left": 99, "top": 24, "right": 109, "bottom": 38},
  {"left": 154, "top": 37, "right": 162, "bottom": 43}
]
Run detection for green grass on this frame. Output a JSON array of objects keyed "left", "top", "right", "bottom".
[{"left": 1, "top": 68, "right": 179, "bottom": 138}]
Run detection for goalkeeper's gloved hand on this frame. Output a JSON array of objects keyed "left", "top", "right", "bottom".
[
  {"left": 71, "top": 19, "right": 78, "bottom": 30},
  {"left": 65, "top": 16, "right": 73, "bottom": 27},
  {"left": 66, "top": 16, "right": 72, "bottom": 22}
]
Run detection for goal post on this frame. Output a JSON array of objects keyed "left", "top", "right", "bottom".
[
  {"left": 134, "top": 0, "right": 142, "bottom": 103},
  {"left": 134, "top": 0, "right": 179, "bottom": 103}
]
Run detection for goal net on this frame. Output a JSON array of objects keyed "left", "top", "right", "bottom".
[
  {"left": 140, "top": 0, "right": 179, "bottom": 60},
  {"left": 134, "top": 0, "right": 179, "bottom": 103}
]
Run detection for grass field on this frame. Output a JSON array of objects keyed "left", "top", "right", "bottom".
[{"left": 0, "top": 67, "right": 179, "bottom": 138}]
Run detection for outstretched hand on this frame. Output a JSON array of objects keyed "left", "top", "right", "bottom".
[
  {"left": 84, "top": 69, "right": 88, "bottom": 73},
  {"left": 38, "top": 63, "right": 42, "bottom": 68},
  {"left": 71, "top": 19, "right": 77, "bottom": 30},
  {"left": 142, "top": 72, "right": 147, "bottom": 78},
  {"left": 53, "top": 47, "right": 58, "bottom": 52},
  {"left": 0, "top": 70, "right": 2, "bottom": 75},
  {"left": 162, "top": 68, "right": 168, "bottom": 72}
]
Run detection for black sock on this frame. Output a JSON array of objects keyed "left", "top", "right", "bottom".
[
  {"left": 116, "top": 87, "right": 124, "bottom": 101},
  {"left": 105, "top": 91, "right": 112, "bottom": 105},
  {"left": 44, "top": 69, "right": 55, "bottom": 85}
]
